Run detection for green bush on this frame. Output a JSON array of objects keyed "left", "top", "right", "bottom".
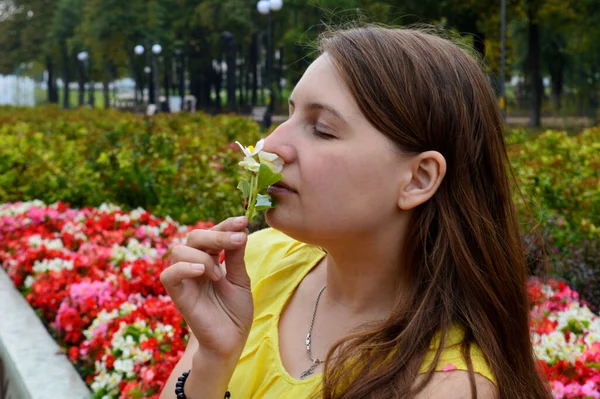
[
  {"left": 0, "top": 105, "right": 263, "bottom": 224},
  {"left": 507, "top": 127, "right": 600, "bottom": 248}
]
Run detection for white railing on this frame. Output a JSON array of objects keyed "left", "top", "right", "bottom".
[{"left": 0, "top": 75, "right": 35, "bottom": 107}]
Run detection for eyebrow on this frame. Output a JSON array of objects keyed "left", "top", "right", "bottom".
[{"left": 289, "top": 99, "right": 346, "bottom": 123}]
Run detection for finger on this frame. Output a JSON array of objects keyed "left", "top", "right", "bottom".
[
  {"left": 186, "top": 229, "right": 249, "bottom": 254},
  {"left": 170, "top": 244, "right": 224, "bottom": 282},
  {"left": 210, "top": 216, "right": 248, "bottom": 233},
  {"left": 222, "top": 233, "right": 250, "bottom": 289},
  {"left": 160, "top": 262, "right": 206, "bottom": 298}
]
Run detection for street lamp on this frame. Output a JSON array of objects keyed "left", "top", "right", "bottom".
[
  {"left": 174, "top": 49, "right": 185, "bottom": 109},
  {"left": 133, "top": 45, "right": 145, "bottom": 105},
  {"left": 152, "top": 44, "right": 162, "bottom": 106},
  {"left": 257, "top": 0, "right": 283, "bottom": 128},
  {"left": 77, "top": 51, "right": 88, "bottom": 107},
  {"left": 144, "top": 66, "right": 152, "bottom": 105},
  {"left": 77, "top": 51, "right": 94, "bottom": 107}
]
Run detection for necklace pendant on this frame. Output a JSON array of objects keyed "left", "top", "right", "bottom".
[{"left": 299, "top": 363, "right": 316, "bottom": 380}]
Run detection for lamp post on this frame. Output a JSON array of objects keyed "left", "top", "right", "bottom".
[
  {"left": 175, "top": 49, "right": 185, "bottom": 110},
  {"left": 257, "top": 0, "right": 283, "bottom": 128},
  {"left": 77, "top": 51, "right": 88, "bottom": 107},
  {"left": 152, "top": 44, "right": 162, "bottom": 105},
  {"left": 77, "top": 51, "right": 94, "bottom": 107},
  {"left": 144, "top": 66, "right": 152, "bottom": 105},
  {"left": 134, "top": 44, "right": 145, "bottom": 105}
]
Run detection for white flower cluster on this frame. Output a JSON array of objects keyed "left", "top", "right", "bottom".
[
  {"left": 28, "top": 234, "right": 66, "bottom": 251},
  {"left": 531, "top": 284, "right": 600, "bottom": 364},
  {"left": 110, "top": 238, "right": 158, "bottom": 265},
  {"left": 0, "top": 200, "right": 45, "bottom": 216},
  {"left": 154, "top": 322, "right": 175, "bottom": 341},
  {"left": 532, "top": 330, "right": 582, "bottom": 363},
  {"left": 83, "top": 302, "right": 138, "bottom": 340},
  {"left": 98, "top": 203, "right": 123, "bottom": 214},
  {"left": 60, "top": 221, "right": 88, "bottom": 242},
  {"left": 32, "top": 258, "right": 74, "bottom": 274},
  {"left": 90, "top": 320, "right": 161, "bottom": 395}
]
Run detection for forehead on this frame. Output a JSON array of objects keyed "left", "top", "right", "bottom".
[{"left": 290, "top": 54, "right": 362, "bottom": 119}]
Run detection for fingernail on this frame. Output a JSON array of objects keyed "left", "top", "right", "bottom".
[
  {"left": 191, "top": 263, "right": 205, "bottom": 272},
  {"left": 235, "top": 216, "right": 246, "bottom": 224},
  {"left": 231, "top": 232, "right": 245, "bottom": 243},
  {"left": 213, "top": 264, "right": 224, "bottom": 279}
]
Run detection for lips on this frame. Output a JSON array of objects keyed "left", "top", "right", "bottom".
[{"left": 270, "top": 181, "right": 297, "bottom": 193}]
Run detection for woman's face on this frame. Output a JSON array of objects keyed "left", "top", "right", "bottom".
[{"left": 263, "top": 54, "right": 410, "bottom": 244}]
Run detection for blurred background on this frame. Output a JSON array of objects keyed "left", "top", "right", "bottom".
[
  {"left": 0, "top": 0, "right": 599, "bottom": 129},
  {"left": 1, "top": 2, "right": 599, "bottom": 398}
]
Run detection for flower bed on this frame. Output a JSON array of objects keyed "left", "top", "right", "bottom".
[
  {"left": 1, "top": 200, "right": 599, "bottom": 398},
  {"left": 0, "top": 200, "right": 214, "bottom": 398},
  {"left": 529, "top": 278, "right": 600, "bottom": 398}
]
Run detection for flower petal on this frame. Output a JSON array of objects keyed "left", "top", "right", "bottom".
[
  {"left": 252, "top": 139, "right": 265, "bottom": 155},
  {"left": 258, "top": 151, "right": 284, "bottom": 173},
  {"left": 235, "top": 141, "right": 252, "bottom": 157},
  {"left": 239, "top": 157, "right": 260, "bottom": 172}
]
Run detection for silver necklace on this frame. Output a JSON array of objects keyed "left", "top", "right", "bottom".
[{"left": 299, "top": 284, "right": 327, "bottom": 380}]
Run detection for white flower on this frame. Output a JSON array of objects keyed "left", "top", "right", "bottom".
[
  {"left": 236, "top": 139, "right": 264, "bottom": 157},
  {"left": 238, "top": 156, "right": 261, "bottom": 172},
  {"left": 24, "top": 275, "right": 35, "bottom": 288},
  {"left": 258, "top": 151, "right": 284, "bottom": 173}
]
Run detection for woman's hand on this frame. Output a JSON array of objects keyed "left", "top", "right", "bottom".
[{"left": 160, "top": 216, "right": 254, "bottom": 362}]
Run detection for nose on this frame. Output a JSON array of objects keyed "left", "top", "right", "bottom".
[{"left": 262, "top": 122, "right": 296, "bottom": 165}]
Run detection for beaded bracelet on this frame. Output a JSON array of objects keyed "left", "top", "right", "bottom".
[{"left": 175, "top": 369, "right": 231, "bottom": 398}]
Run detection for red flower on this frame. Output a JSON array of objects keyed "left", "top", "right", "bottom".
[{"left": 68, "top": 346, "right": 80, "bottom": 362}]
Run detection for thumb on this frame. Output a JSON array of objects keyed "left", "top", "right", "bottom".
[{"left": 223, "top": 233, "right": 250, "bottom": 289}]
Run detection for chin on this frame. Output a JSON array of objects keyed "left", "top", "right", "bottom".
[{"left": 265, "top": 208, "right": 338, "bottom": 247}]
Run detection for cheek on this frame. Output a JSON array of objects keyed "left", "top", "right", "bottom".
[{"left": 303, "top": 152, "right": 396, "bottom": 212}]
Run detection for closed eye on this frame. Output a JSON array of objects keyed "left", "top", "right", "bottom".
[{"left": 313, "top": 128, "right": 337, "bottom": 140}]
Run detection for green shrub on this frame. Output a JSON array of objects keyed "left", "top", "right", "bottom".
[{"left": 0, "top": 105, "right": 263, "bottom": 224}]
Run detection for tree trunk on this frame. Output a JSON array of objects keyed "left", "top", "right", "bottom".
[
  {"left": 550, "top": 71, "right": 563, "bottom": 111},
  {"left": 215, "top": 56, "right": 222, "bottom": 113},
  {"left": 251, "top": 34, "right": 258, "bottom": 107},
  {"left": 226, "top": 41, "right": 237, "bottom": 112},
  {"left": 189, "top": 52, "right": 201, "bottom": 108},
  {"left": 238, "top": 52, "right": 245, "bottom": 110},
  {"left": 103, "top": 80, "right": 110, "bottom": 109},
  {"left": 528, "top": 13, "right": 542, "bottom": 127},
  {"left": 46, "top": 55, "right": 59, "bottom": 104},
  {"left": 163, "top": 55, "right": 170, "bottom": 98},
  {"left": 61, "top": 42, "right": 70, "bottom": 109}
]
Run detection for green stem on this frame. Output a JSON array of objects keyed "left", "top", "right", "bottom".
[{"left": 245, "top": 173, "right": 259, "bottom": 220}]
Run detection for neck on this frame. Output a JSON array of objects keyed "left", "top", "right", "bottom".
[{"left": 316, "top": 226, "right": 406, "bottom": 319}]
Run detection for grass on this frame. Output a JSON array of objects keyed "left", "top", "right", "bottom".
[{"left": 35, "top": 87, "right": 116, "bottom": 109}]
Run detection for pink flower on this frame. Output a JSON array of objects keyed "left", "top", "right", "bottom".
[
  {"left": 441, "top": 364, "right": 457, "bottom": 372},
  {"left": 552, "top": 381, "right": 565, "bottom": 399},
  {"left": 141, "top": 367, "right": 156, "bottom": 383},
  {"left": 581, "top": 381, "right": 600, "bottom": 398},
  {"left": 563, "top": 383, "right": 581, "bottom": 398}
]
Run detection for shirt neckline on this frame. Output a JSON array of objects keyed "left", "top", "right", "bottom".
[{"left": 270, "top": 246, "right": 327, "bottom": 385}]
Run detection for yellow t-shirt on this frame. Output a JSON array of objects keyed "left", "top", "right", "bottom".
[{"left": 228, "top": 228, "right": 496, "bottom": 397}]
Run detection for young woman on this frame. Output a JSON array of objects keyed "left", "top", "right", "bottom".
[{"left": 159, "top": 26, "right": 552, "bottom": 399}]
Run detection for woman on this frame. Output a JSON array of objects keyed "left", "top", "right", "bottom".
[{"left": 159, "top": 26, "right": 552, "bottom": 399}]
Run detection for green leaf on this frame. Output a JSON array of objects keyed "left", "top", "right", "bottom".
[
  {"left": 254, "top": 194, "right": 273, "bottom": 211},
  {"left": 237, "top": 178, "right": 250, "bottom": 198},
  {"left": 256, "top": 164, "right": 283, "bottom": 192}
]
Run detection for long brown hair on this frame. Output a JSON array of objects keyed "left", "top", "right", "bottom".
[{"left": 314, "top": 26, "right": 552, "bottom": 399}]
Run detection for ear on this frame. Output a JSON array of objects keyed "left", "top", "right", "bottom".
[{"left": 398, "top": 151, "right": 446, "bottom": 211}]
